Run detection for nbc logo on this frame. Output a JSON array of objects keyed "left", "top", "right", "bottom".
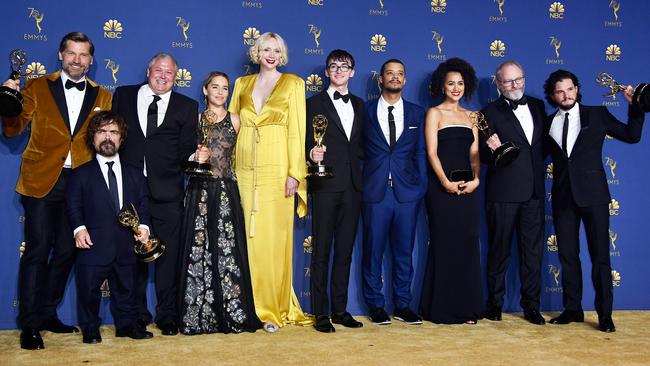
[
  {"left": 546, "top": 162, "right": 553, "bottom": 179},
  {"left": 303, "top": 236, "right": 312, "bottom": 254},
  {"left": 546, "top": 235, "right": 558, "bottom": 251},
  {"left": 431, "top": 0, "right": 447, "bottom": 13},
  {"left": 307, "top": 0, "right": 324, "bottom": 5},
  {"left": 175, "top": 68, "right": 191, "bottom": 88},
  {"left": 611, "top": 270, "right": 621, "bottom": 287},
  {"left": 103, "top": 19, "right": 123, "bottom": 39},
  {"left": 489, "top": 40, "right": 506, "bottom": 57},
  {"left": 370, "top": 34, "right": 387, "bottom": 52},
  {"left": 243, "top": 27, "right": 261, "bottom": 45},
  {"left": 549, "top": 2, "right": 565, "bottom": 19},
  {"left": 305, "top": 74, "right": 323, "bottom": 93},
  {"left": 26, "top": 62, "right": 46, "bottom": 79},
  {"left": 608, "top": 198, "right": 620, "bottom": 215},
  {"left": 606, "top": 44, "right": 621, "bottom": 61}
]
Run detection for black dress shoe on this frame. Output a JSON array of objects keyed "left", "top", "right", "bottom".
[
  {"left": 20, "top": 328, "right": 44, "bottom": 350},
  {"left": 313, "top": 315, "right": 335, "bottom": 333},
  {"left": 549, "top": 310, "right": 584, "bottom": 324},
  {"left": 82, "top": 330, "right": 102, "bottom": 344},
  {"left": 523, "top": 309, "right": 546, "bottom": 325},
  {"left": 598, "top": 317, "right": 616, "bottom": 333},
  {"left": 369, "top": 308, "right": 391, "bottom": 325},
  {"left": 157, "top": 322, "right": 178, "bottom": 336},
  {"left": 482, "top": 307, "right": 502, "bottom": 321},
  {"left": 116, "top": 325, "right": 154, "bottom": 339},
  {"left": 41, "top": 318, "right": 80, "bottom": 333},
  {"left": 393, "top": 308, "right": 422, "bottom": 325},
  {"left": 331, "top": 312, "right": 363, "bottom": 328}
]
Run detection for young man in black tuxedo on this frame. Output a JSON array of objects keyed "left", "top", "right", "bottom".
[
  {"left": 480, "top": 61, "right": 547, "bottom": 325},
  {"left": 543, "top": 69, "right": 644, "bottom": 333},
  {"left": 306, "top": 49, "right": 364, "bottom": 333}
]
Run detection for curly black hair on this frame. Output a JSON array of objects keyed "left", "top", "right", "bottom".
[
  {"left": 429, "top": 57, "right": 477, "bottom": 102},
  {"left": 86, "top": 111, "right": 127, "bottom": 151},
  {"left": 543, "top": 69, "right": 582, "bottom": 108}
]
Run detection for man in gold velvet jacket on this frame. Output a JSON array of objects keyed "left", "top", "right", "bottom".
[{"left": 1, "top": 32, "right": 112, "bottom": 350}]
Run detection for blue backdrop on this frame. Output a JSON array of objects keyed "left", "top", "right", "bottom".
[{"left": 0, "top": 0, "right": 648, "bottom": 329}]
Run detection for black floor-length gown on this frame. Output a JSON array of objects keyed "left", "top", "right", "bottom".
[
  {"left": 419, "top": 125, "right": 483, "bottom": 324},
  {"left": 178, "top": 113, "right": 262, "bottom": 334}
]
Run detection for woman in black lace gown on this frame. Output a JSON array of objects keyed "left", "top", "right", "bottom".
[
  {"left": 178, "top": 72, "right": 262, "bottom": 334},
  {"left": 419, "top": 58, "right": 483, "bottom": 324}
]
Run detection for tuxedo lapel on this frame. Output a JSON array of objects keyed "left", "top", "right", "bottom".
[
  {"left": 572, "top": 104, "right": 591, "bottom": 153},
  {"left": 319, "top": 92, "right": 346, "bottom": 137},
  {"left": 74, "top": 83, "right": 99, "bottom": 137},
  {"left": 350, "top": 96, "right": 363, "bottom": 141},
  {"left": 497, "top": 98, "right": 528, "bottom": 144},
  {"left": 47, "top": 77, "right": 71, "bottom": 133},
  {"left": 368, "top": 100, "right": 389, "bottom": 148}
]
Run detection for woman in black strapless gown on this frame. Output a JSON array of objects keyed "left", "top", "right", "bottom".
[{"left": 419, "top": 58, "right": 483, "bottom": 324}]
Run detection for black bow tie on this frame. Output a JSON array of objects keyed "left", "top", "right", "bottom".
[
  {"left": 65, "top": 79, "right": 85, "bottom": 91},
  {"left": 333, "top": 91, "right": 350, "bottom": 103},
  {"left": 506, "top": 96, "right": 527, "bottom": 110}
]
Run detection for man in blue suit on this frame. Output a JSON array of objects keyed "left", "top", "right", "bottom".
[
  {"left": 362, "top": 59, "right": 427, "bottom": 325},
  {"left": 66, "top": 111, "right": 153, "bottom": 343}
]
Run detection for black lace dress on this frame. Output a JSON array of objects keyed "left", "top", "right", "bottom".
[{"left": 178, "top": 113, "right": 262, "bottom": 334}]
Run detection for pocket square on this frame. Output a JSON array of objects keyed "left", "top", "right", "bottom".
[
  {"left": 93, "top": 107, "right": 102, "bottom": 111},
  {"left": 408, "top": 126, "right": 418, "bottom": 129}
]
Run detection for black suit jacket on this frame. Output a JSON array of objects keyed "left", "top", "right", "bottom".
[
  {"left": 545, "top": 104, "right": 644, "bottom": 207},
  {"left": 480, "top": 95, "right": 546, "bottom": 202},
  {"left": 112, "top": 84, "right": 198, "bottom": 203},
  {"left": 66, "top": 158, "right": 151, "bottom": 266},
  {"left": 306, "top": 91, "right": 364, "bottom": 192}
]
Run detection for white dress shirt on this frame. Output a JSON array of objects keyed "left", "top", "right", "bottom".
[
  {"left": 60, "top": 71, "right": 86, "bottom": 168},
  {"left": 377, "top": 95, "right": 404, "bottom": 144},
  {"left": 326, "top": 87, "right": 355, "bottom": 140},
  {"left": 512, "top": 103, "right": 534, "bottom": 145},
  {"left": 136, "top": 84, "right": 172, "bottom": 176},
  {"left": 549, "top": 103, "right": 581, "bottom": 156}
]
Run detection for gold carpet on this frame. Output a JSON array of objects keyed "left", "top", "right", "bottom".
[{"left": 1, "top": 311, "right": 649, "bottom": 366}]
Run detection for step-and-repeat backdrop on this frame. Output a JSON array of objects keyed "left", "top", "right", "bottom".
[{"left": 0, "top": 0, "right": 648, "bottom": 329}]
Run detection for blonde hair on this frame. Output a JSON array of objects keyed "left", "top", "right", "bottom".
[{"left": 248, "top": 32, "right": 289, "bottom": 67}]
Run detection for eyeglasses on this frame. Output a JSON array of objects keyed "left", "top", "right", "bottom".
[
  {"left": 499, "top": 76, "right": 525, "bottom": 86},
  {"left": 327, "top": 64, "right": 352, "bottom": 73}
]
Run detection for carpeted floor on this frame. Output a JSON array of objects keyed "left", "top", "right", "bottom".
[{"left": 1, "top": 311, "right": 649, "bottom": 366}]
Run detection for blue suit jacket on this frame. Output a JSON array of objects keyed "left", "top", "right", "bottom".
[
  {"left": 362, "top": 98, "right": 427, "bottom": 203},
  {"left": 66, "top": 157, "right": 151, "bottom": 266}
]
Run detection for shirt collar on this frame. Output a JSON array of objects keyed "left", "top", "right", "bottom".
[
  {"left": 60, "top": 70, "right": 87, "bottom": 88},
  {"left": 96, "top": 152, "right": 120, "bottom": 166},
  {"left": 556, "top": 102, "right": 580, "bottom": 118},
  {"left": 379, "top": 95, "right": 403, "bottom": 111},
  {"left": 140, "top": 83, "right": 172, "bottom": 105},
  {"left": 327, "top": 86, "right": 349, "bottom": 99}
]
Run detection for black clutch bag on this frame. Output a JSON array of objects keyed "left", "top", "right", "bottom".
[{"left": 449, "top": 169, "right": 473, "bottom": 182}]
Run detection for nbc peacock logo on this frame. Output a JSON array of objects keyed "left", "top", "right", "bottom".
[
  {"left": 103, "top": 19, "right": 123, "bottom": 39},
  {"left": 546, "top": 162, "right": 553, "bottom": 179},
  {"left": 431, "top": 0, "right": 447, "bottom": 13},
  {"left": 489, "top": 40, "right": 506, "bottom": 57},
  {"left": 546, "top": 235, "right": 558, "bottom": 252},
  {"left": 175, "top": 68, "right": 192, "bottom": 88},
  {"left": 26, "top": 62, "right": 46, "bottom": 79},
  {"left": 305, "top": 74, "right": 323, "bottom": 93},
  {"left": 605, "top": 44, "right": 621, "bottom": 61},
  {"left": 303, "top": 236, "right": 312, "bottom": 254},
  {"left": 609, "top": 198, "right": 620, "bottom": 215},
  {"left": 370, "top": 34, "right": 387, "bottom": 52},
  {"left": 549, "top": 2, "right": 565, "bottom": 19},
  {"left": 243, "top": 27, "right": 261, "bottom": 46},
  {"left": 611, "top": 270, "right": 621, "bottom": 287}
]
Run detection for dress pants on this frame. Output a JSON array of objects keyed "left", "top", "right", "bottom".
[
  {"left": 76, "top": 261, "right": 137, "bottom": 332},
  {"left": 362, "top": 185, "right": 420, "bottom": 310},
  {"left": 134, "top": 200, "right": 183, "bottom": 325},
  {"left": 485, "top": 198, "right": 544, "bottom": 311},
  {"left": 18, "top": 169, "right": 76, "bottom": 329},
  {"left": 310, "top": 185, "right": 361, "bottom": 316},
  {"left": 553, "top": 199, "right": 612, "bottom": 317}
]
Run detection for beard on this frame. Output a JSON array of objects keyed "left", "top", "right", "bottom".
[
  {"left": 558, "top": 100, "right": 577, "bottom": 111},
  {"left": 382, "top": 84, "right": 403, "bottom": 94},
  {"left": 97, "top": 140, "right": 117, "bottom": 157},
  {"left": 501, "top": 88, "right": 524, "bottom": 101}
]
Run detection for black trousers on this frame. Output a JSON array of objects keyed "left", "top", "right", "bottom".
[
  {"left": 485, "top": 198, "right": 544, "bottom": 311},
  {"left": 134, "top": 200, "right": 183, "bottom": 325},
  {"left": 553, "top": 200, "right": 612, "bottom": 317},
  {"left": 310, "top": 185, "right": 361, "bottom": 316},
  {"left": 18, "top": 169, "right": 76, "bottom": 329},
  {"left": 76, "top": 261, "right": 137, "bottom": 332}
]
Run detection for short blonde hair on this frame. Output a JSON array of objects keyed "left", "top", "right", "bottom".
[{"left": 248, "top": 32, "right": 289, "bottom": 67}]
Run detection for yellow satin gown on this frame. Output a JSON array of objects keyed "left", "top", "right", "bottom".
[{"left": 229, "top": 73, "right": 313, "bottom": 326}]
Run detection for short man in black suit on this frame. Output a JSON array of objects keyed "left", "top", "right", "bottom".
[
  {"left": 112, "top": 53, "right": 198, "bottom": 335},
  {"left": 66, "top": 111, "right": 153, "bottom": 343},
  {"left": 307, "top": 49, "right": 364, "bottom": 333},
  {"left": 480, "top": 61, "right": 547, "bottom": 325},
  {"left": 543, "top": 69, "right": 644, "bottom": 333}
]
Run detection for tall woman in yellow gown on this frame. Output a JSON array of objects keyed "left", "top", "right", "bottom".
[{"left": 228, "top": 32, "right": 312, "bottom": 331}]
